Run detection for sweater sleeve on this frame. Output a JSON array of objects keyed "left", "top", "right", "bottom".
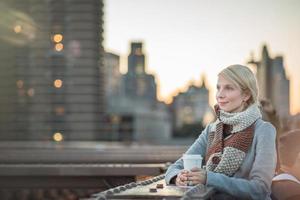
[
  {"left": 206, "top": 122, "right": 277, "bottom": 200},
  {"left": 165, "top": 125, "right": 210, "bottom": 184}
]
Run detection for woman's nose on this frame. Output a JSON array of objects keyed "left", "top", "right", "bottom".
[{"left": 216, "top": 89, "right": 224, "bottom": 98}]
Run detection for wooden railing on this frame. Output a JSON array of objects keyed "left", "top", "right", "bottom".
[{"left": 0, "top": 141, "right": 187, "bottom": 200}]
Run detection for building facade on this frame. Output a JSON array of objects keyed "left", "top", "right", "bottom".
[
  {"left": 0, "top": 0, "right": 105, "bottom": 140},
  {"left": 103, "top": 42, "right": 171, "bottom": 142},
  {"left": 248, "top": 45, "right": 290, "bottom": 118},
  {"left": 123, "top": 42, "right": 157, "bottom": 104},
  {"left": 103, "top": 52, "right": 122, "bottom": 100},
  {"left": 171, "top": 75, "right": 214, "bottom": 130}
]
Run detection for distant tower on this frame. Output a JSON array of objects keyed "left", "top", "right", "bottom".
[
  {"left": 257, "top": 45, "right": 272, "bottom": 99},
  {"left": 248, "top": 45, "right": 290, "bottom": 117},
  {"left": 199, "top": 74, "right": 209, "bottom": 101},
  {"left": 123, "top": 42, "right": 157, "bottom": 103},
  {"left": 128, "top": 42, "right": 145, "bottom": 75},
  {"left": 0, "top": 0, "right": 105, "bottom": 140}
]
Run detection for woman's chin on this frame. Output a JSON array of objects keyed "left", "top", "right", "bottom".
[{"left": 219, "top": 106, "right": 228, "bottom": 112}]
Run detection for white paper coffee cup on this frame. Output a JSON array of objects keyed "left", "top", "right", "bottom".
[{"left": 182, "top": 154, "right": 203, "bottom": 171}]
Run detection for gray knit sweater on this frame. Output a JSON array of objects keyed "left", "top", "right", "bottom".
[{"left": 165, "top": 119, "right": 277, "bottom": 200}]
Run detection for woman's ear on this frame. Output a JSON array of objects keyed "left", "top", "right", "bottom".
[{"left": 242, "top": 90, "right": 251, "bottom": 102}]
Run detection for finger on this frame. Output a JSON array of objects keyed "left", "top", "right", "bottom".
[
  {"left": 180, "top": 175, "right": 188, "bottom": 182},
  {"left": 177, "top": 174, "right": 185, "bottom": 182},
  {"left": 179, "top": 174, "right": 189, "bottom": 185},
  {"left": 186, "top": 171, "right": 200, "bottom": 177},
  {"left": 188, "top": 171, "right": 207, "bottom": 184},
  {"left": 189, "top": 170, "right": 206, "bottom": 178},
  {"left": 179, "top": 173, "right": 188, "bottom": 180},
  {"left": 190, "top": 167, "right": 201, "bottom": 172},
  {"left": 189, "top": 169, "right": 206, "bottom": 176},
  {"left": 176, "top": 177, "right": 187, "bottom": 186},
  {"left": 178, "top": 180, "right": 187, "bottom": 186},
  {"left": 181, "top": 170, "right": 189, "bottom": 174},
  {"left": 186, "top": 174, "right": 202, "bottom": 185},
  {"left": 186, "top": 172, "right": 203, "bottom": 182},
  {"left": 187, "top": 175, "right": 201, "bottom": 182}
]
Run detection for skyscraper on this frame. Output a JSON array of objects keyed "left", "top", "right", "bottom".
[
  {"left": 124, "top": 42, "right": 157, "bottom": 103},
  {"left": 0, "top": 0, "right": 105, "bottom": 140},
  {"left": 103, "top": 52, "right": 122, "bottom": 100},
  {"left": 103, "top": 43, "right": 171, "bottom": 142},
  {"left": 248, "top": 45, "right": 290, "bottom": 118}
]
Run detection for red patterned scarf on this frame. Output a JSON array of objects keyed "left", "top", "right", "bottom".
[{"left": 205, "top": 104, "right": 261, "bottom": 176}]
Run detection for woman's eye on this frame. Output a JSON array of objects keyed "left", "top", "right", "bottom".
[{"left": 226, "top": 86, "right": 234, "bottom": 90}]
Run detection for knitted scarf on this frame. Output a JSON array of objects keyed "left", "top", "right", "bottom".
[{"left": 205, "top": 104, "right": 262, "bottom": 176}]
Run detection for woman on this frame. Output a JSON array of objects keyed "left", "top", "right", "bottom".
[{"left": 165, "top": 65, "right": 277, "bottom": 200}]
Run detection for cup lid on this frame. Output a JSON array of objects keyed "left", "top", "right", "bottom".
[{"left": 182, "top": 154, "right": 203, "bottom": 159}]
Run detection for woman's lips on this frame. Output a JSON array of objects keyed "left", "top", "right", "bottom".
[{"left": 218, "top": 102, "right": 228, "bottom": 106}]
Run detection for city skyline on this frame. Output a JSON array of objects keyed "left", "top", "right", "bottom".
[{"left": 104, "top": 0, "right": 300, "bottom": 115}]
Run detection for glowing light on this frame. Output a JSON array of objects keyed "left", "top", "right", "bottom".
[
  {"left": 54, "top": 43, "right": 63, "bottom": 51},
  {"left": 55, "top": 107, "right": 65, "bottom": 115},
  {"left": 14, "top": 25, "right": 22, "bottom": 33},
  {"left": 27, "top": 88, "right": 35, "bottom": 97},
  {"left": 53, "top": 132, "right": 63, "bottom": 142},
  {"left": 16, "top": 80, "right": 24, "bottom": 88},
  {"left": 54, "top": 79, "right": 63, "bottom": 88},
  {"left": 53, "top": 34, "right": 63, "bottom": 43},
  {"left": 111, "top": 115, "right": 120, "bottom": 124}
]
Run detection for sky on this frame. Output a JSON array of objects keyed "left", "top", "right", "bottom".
[{"left": 104, "top": 0, "right": 300, "bottom": 115}]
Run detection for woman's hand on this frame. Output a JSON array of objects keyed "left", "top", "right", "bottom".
[
  {"left": 186, "top": 167, "right": 207, "bottom": 185},
  {"left": 175, "top": 170, "right": 189, "bottom": 186}
]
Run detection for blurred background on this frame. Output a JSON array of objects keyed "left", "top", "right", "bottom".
[{"left": 0, "top": 0, "right": 299, "bottom": 199}]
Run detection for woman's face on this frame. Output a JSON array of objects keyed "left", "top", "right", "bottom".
[{"left": 216, "top": 75, "right": 249, "bottom": 113}]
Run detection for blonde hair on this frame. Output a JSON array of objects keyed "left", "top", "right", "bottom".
[{"left": 218, "top": 64, "right": 259, "bottom": 105}]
